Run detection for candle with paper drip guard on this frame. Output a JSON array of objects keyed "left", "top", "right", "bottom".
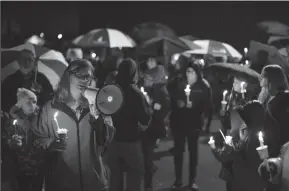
[
  {"left": 221, "top": 90, "right": 228, "bottom": 110},
  {"left": 54, "top": 111, "right": 68, "bottom": 136},
  {"left": 208, "top": 136, "right": 216, "bottom": 149},
  {"left": 240, "top": 81, "right": 246, "bottom": 99},
  {"left": 256, "top": 131, "right": 272, "bottom": 180},
  {"left": 184, "top": 85, "right": 191, "bottom": 104}
]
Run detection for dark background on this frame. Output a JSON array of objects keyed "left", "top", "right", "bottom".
[{"left": 2, "top": 1, "right": 289, "bottom": 51}]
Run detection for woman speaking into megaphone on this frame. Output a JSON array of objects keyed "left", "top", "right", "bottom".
[{"left": 31, "top": 59, "right": 116, "bottom": 191}]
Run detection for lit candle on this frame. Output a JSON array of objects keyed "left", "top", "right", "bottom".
[
  {"left": 54, "top": 111, "right": 60, "bottom": 130},
  {"left": 240, "top": 81, "right": 246, "bottom": 99},
  {"left": 244, "top": 47, "right": 248, "bottom": 55},
  {"left": 13, "top": 119, "right": 17, "bottom": 135},
  {"left": 222, "top": 90, "right": 228, "bottom": 102},
  {"left": 245, "top": 60, "right": 249, "bottom": 65},
  {"left": 140, "top": 87, "right": 147, "bottom": 95},
  {"left": 184, "top": 85, "right": 191, "bottom": 104},
  {"left": 208, "top": 136, "right": 216, "bottom": 149},
  {"left": 258, "top": 131, "right": 264, "bottom": 147}
]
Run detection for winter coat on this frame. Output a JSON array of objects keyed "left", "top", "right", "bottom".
[
  {"left": 1, "top": 70, "right": 54, "bottom": 112},
  {"left": 280, "top": 142, "right": 289, "bottom": 191},
  {"left": 3, "top": 106, "right": 43, "bottom": 176},
  {"left": 32, "top": 100, "right": 115, "bottom": 191}
]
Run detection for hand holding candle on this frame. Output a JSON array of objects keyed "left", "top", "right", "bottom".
[
  {"left": 184, "top": 85, "right": 191, "bottom": 104},
  {"left": 208, "top": 136, "right": 216, "bottom": 149},
  {"left": 221, "top": 90, "right": 228, "bottom": 110},
  {"left": 240, "top": 81, "right": 246, "bottom": 99}
]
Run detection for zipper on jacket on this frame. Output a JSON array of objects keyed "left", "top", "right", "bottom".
[{"left": 76, "top": 123, "right": 84, "bottom": 191}]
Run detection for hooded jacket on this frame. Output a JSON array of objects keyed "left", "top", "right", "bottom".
[
  {"left": 168, "top": 61, "right": 213, "bottom": 131},
  {"left": 113, "top": 59, "right": 151, "bottom": 142},
  {"left": 32, "top": 100, "right": 115, "bottom": 191}
]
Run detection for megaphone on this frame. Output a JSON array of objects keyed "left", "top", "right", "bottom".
[{"left": 83, "top": 84, "right": 124, "bottom": 116}]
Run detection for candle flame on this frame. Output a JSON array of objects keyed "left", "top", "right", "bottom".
[
  {"left": 210, "top": 136, "right": 214, "bottom": 141},
  {"left": 140, "top": 87, "right": 145, "bottom": 92},
  {"left": 13, "top": 119, "right": 17, "bottom": 125},
  {"left": 258, "top": 131, "right": 263, "bottom": 140},
  {"left": 223, "top": 90, "right": 228, "bottom": 97},
  {"left": 54, "top": 111, "right": 58, "bottom": 119}
]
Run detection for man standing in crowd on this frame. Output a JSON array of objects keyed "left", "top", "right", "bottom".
[
  {"left": 168, "top": 58, "right": 213, "bottom": 191},
  {"left": 1, "top": 49, "right": 54, "bottom": 113}
]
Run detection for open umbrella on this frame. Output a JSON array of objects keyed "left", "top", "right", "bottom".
[
  {"left": 207, "top": 63, "right": 260, "bottom": 83},
  {"left": 248, "top": 41, "right": 289, "bottom": 76},
  {"left": 131, "top": 22, "right": 177, "bottom": 43},
  {"left": 137, "top": 36, "right": 190, "bottom": 66},
  {"left": 1, "top": 43, "right": 68, "bottom": 90},
  {"left": 258, "top": 21, "right": 289, "bottom": 36},
  {"left": 268, "top": 36, "right": 289, "bottom": 49},
  {"left": 179, "top": 37, "right": 202, "bottom": 50},
  {"left": 184, "top": 40, "right": 243, "bottom": 60},
  {"left": 71, "top": 28, "right": 136, "bottom": 48},
  {"left": 179, "top": 35, "right": 200, "bottom": 42}
]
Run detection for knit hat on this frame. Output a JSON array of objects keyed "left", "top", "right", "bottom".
[{"left": 16, "top": 88, "right": 37, "bottom": 107}]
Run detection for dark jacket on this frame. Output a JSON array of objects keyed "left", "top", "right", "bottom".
[
  {"left": 168, "top": 76, "right": 213, "bottom": 132},
  {"left": 113, "top": 59, "right": 151, "bottom": 142},
  {"left": 32, "top": 100, "right": 115, "bottom": 191},
  {"left": 145, "top": 83, "right": 170, "bottom": 138},
  {"left": 212, "top": 101, "right": 266, "bottom": 191},
  {"left": 1, "top": 70, "right": 54, "bottom": 112},
  {"left": 264, "top": 91, "right": 289, "bottom": 158}
]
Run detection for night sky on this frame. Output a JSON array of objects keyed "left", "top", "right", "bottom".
[{"left": 2, "top": 1, "right": 289, "bottom": 50}]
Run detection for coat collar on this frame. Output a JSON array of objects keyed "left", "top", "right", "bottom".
[{"left": 51, "top": 101, "right": 90, "bottom": 123}]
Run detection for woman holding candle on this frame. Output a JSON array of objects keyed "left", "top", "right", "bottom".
[
  {"left": 168, "top": 59, "right": 213, "bottom": 191},
  {"left": 260, "top": 65, "right": 289, "bottom": 158},
  {"left": 210, "top": 100, "right": 267, "bottom": 191},
  {"left": 3, "top": 88, "right": 44, "bottom": 191},
  {"left": 31, "top": 59, "right": 115, "bottom": 191}
]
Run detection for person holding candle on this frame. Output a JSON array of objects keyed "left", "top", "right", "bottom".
[
  {"left": 258, "top": 141, "right": 289, "bottom": 191},
  {"left": 260, "top": 65, "right": 289, "bottom": 158},
  {"left": 141, "top": 72, "right": 170, "bottom": 191},
  {"left": 168, "top": 59, "right": 213, "bottom": 191},
  {"left": 210, "top": 100, "right": 267, "bottom": 191},
  {"left": 3, "top": 88, "right": 44, "bottom": 191},
  {"left": 31, "top": 59, "right": 115, "bottom": 191}
]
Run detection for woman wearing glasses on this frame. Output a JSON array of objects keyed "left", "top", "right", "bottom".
[{"left": 31, "top": 59, "right": 115, "bottom": 191}]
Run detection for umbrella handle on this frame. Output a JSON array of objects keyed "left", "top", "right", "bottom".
[{"left": 34, "top": 57, "right": 39, "bottom": 83}]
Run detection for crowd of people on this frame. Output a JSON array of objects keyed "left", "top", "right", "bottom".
[{"left": 1, "top": 39, "right": 289, "bottom": 191}]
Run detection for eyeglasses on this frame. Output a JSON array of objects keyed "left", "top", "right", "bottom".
[{"left": 70, "top": 71, "right": 94, "bottom": 81}]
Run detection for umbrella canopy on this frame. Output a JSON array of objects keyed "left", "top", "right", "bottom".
[
  {"left": 137, "top": 36, "right": 190, "bottom": 65},
  {"left": 258, "top": 21, "right": 289, "bottom": 36},
  {"left": 1, "top": 44, "right": 68, "bottom": 90},
  {"left": 131, "top": 22, "right": 177, "bottom": 43},
  {"left": 179, "top": 35, "right": 200, "bottom": 41},
  {"left": 25, "top": 35, "right": 45, "bottom": 46},
  {"left": 71, "top": 28, "right": 136, "bottom": 48},
  {"left": 248, "top": 41, "right": 289, "bottom": 76},
  {"left": 268, "top": 36, "right": 289, "bottom": 49},
  {"left": 179, "top": 37, "right": 202, "bottom": 50},
  {"left": 184, "top": 40, "right": 243, "bottom": 60},
  {"left": 207, "top": 63, "right": 260, "bottom": 83}
]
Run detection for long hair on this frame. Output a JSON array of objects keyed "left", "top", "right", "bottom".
[
  {"left": 261, "top": 64, "right": 289, "bottom": 96},
  {"left": 54, "top": 59, "right": 95, "bottom": 105}
]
